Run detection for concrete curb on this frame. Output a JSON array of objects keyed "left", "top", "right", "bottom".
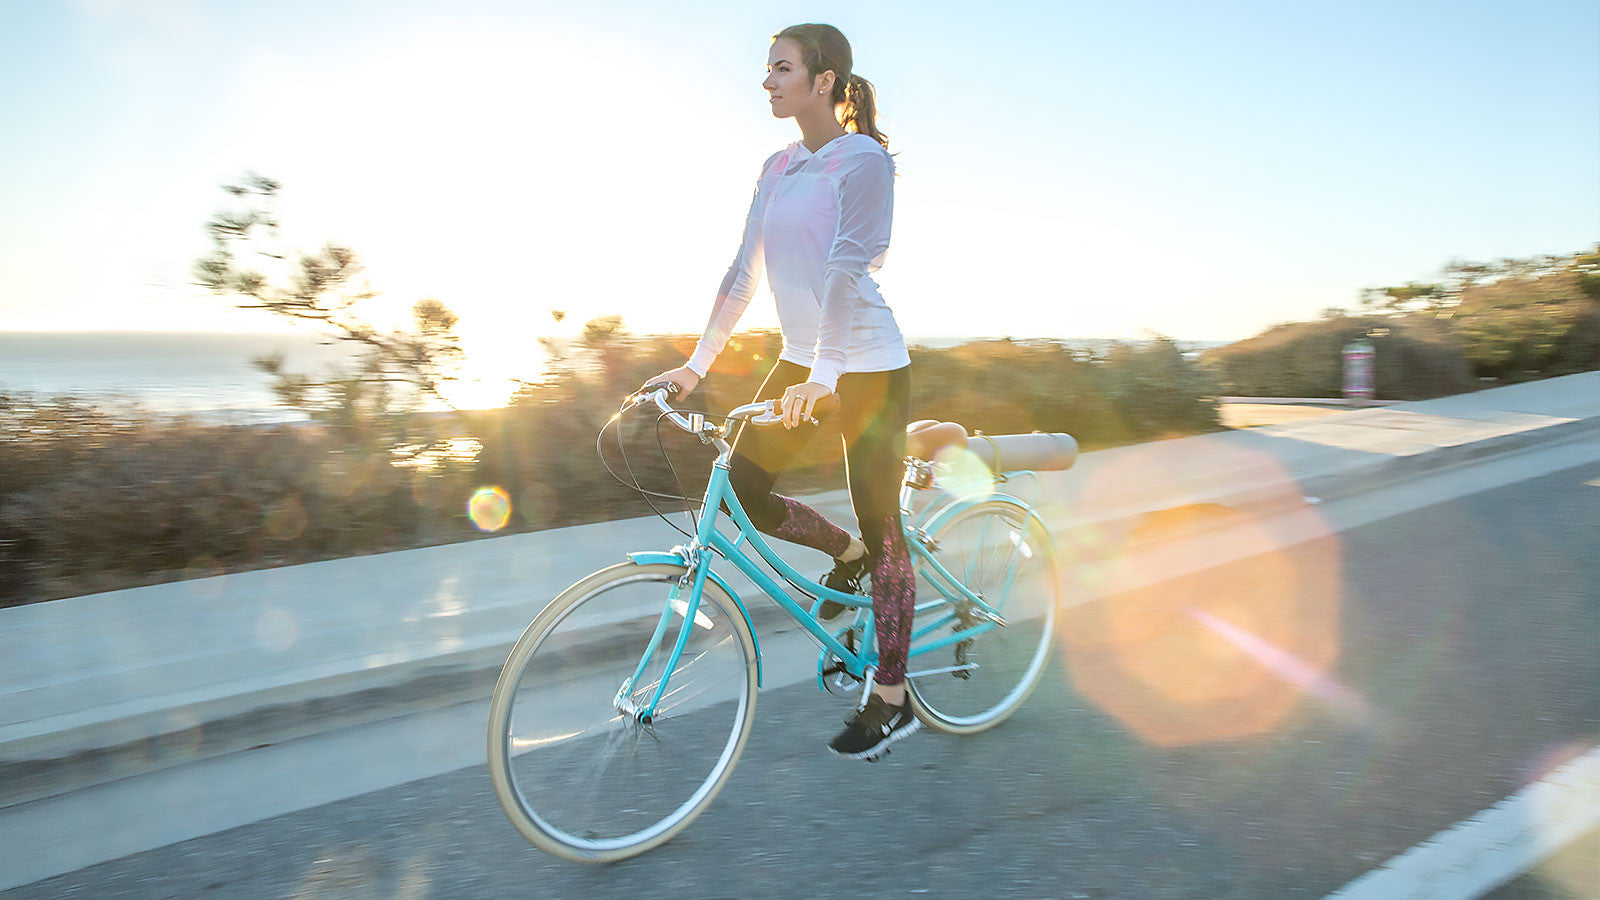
[
  {"left": 1, "top": 604, "right": 802, "bottom": 808},
  {"left": 4, "top": 403, "right": 1596, "bottom": 807},
  {"left": 1219, "top": 396, "right": 1405, "bottom": 407},
  {"left": 1294, "top": 415, "right": 1600, "bottom": 505}
]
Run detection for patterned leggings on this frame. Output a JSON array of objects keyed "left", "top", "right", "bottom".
[{"left": 728, "top": 361, "right": 914, "bottom": 684}]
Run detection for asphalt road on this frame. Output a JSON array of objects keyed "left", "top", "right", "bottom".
[{"left": 7, "top": 460, "right": 1598, "bottom": 899}]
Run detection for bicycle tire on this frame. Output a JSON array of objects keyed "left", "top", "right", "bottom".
[
  {"left": 906, "top": 498, "right": 1059, "bottom": 734},
  {"left": 486, "top": 562, "right": 758, "bottom": 862}
]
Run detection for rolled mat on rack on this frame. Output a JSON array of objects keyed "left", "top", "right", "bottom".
[{"left": 906, "top": 420, "right": 1078, "bottom": 472}]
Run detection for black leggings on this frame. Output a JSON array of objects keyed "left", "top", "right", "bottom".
[{"left": 728, "top": 360, "right": 914, "bottom": 684}]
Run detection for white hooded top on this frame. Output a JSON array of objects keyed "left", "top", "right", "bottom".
[{"left": 685, "top": 132, "right": 910, "bottom": 392}]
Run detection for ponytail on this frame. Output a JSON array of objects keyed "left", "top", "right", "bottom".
[{"left": 840, "top": 74, "right": 888, "bottom": 149}]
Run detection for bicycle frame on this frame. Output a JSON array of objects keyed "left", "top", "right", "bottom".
[{"left": 621, "top": 449, "right": 1027, "bottom": 722}]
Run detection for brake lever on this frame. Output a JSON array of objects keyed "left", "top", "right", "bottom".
[
  {"left": 748, "top": 400, "right": 786, "bottom": 426},
  {"left": 626, "top": 382, "right": 681, "bottom": 409}
]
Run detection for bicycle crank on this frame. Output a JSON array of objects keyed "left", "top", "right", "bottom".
[{"left": 818, "top": 626, "right": 864, "bottom": 696}]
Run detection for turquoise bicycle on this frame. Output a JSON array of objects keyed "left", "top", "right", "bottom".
[{"left": 486, "top": 385, "right": 1076, "bottom": 862}]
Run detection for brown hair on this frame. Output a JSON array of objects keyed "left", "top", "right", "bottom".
[{"left": 773, "top": 24, "right": 888, "bottom": 150}]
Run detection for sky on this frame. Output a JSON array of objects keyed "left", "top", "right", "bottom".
[{"left": 1, "top": 0, "right": 1596, "bottom": 364}]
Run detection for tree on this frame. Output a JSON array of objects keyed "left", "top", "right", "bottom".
[
  {"left": 194, "top": 174, "right": 467, "bottom": 453},
  {"left": 1448, "top": 250, "right": 1600, "bottom": 380},
  {"left": 1360, "top": 281, "right": 1448, "bottom": 315},
  {"left": 1349, "top": 246, "right": 1600, "bottom": 383},
  {"left": 1359, "top": 252, "right": 1583, "bottom": 317}
]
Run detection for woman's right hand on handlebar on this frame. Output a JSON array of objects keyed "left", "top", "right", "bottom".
[{"left": 641, "top": 365, "right": 701, "bottom": 398}]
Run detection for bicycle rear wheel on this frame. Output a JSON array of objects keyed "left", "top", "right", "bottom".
[
  {"left": 906, "top": 499, "right": 1059, "bottom": 734},
  {"left": 486, "top": 562, "right": 758, "bottom": 862}
]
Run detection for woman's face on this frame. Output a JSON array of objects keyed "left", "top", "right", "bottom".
[{"left": 763, "top": 38, "right": 832, "bottom": 119}]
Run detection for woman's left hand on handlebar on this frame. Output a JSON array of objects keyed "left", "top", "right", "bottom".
[{"left": 780, "top": 381, "right": 833, "bottom": 430}]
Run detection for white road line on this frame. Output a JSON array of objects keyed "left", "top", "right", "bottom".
[{"left": 1326, "top": 743, "right": 1600, "bottom": 899}]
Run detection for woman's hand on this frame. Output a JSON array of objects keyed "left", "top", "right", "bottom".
[
  {"left": 780, "top": 381, "right": 834, "bottom": 430},
  {"left": 641, "top": 366, "right": 701, "bottom": 398}
]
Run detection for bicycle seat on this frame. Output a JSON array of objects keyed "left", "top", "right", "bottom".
[{"left": 906, "top": 420, "right": 970, "bottom": 460}]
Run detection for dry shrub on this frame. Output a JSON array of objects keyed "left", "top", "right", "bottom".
[
  {"left": 2, "top": 333, "right": 1221, "bottom": 605},
  {"left": 1199, "top": 315, "right": 1475, "bottom": 400},
  {"left": 0, "top": 394, "right": 475, "bottom": 604},
  {"left": 1451, "top": 270, "right": 1600, "bottom": 381}
]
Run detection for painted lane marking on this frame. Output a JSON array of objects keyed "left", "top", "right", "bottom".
[{"left": 1325, "top": 743, "right": 1600, "bottom": 899}]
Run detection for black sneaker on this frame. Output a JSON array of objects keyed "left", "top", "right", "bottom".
[
  {"left": 818, "top": 550, "right": 871, "bottom": 621},
  {"left": 828, "top": 694, "right": 920, "bottom": 760}
]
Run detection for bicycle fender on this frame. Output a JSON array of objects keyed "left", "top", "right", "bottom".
[{"left": 625, "top": 551, "right": 763, "bottom": 687}]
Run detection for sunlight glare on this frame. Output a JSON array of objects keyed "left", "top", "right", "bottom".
[{"left": 670, "top": 598, "right": 715, "bottom": 630}]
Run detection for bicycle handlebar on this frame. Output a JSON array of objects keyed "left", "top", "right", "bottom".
[{"left": 625, "top": 385, "right": 840, "bottom": 433}]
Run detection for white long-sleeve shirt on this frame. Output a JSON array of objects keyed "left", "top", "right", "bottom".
[{"left": 686, "top": 132, "right": 910, "bottom": 393}]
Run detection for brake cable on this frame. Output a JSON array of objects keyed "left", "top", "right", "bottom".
[{"left": 594, "top": 399, "right": 704, "bottom": 541}]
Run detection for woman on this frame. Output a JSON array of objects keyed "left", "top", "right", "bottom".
[{"left": 644, "top": 23, "right": 916, "bottom": 760}]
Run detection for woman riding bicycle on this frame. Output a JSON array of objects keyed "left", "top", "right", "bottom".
[{"left": 645, "top": 23, "right": 917, "bottom": 760}]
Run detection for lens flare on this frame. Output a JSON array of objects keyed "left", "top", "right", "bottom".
[
  {"left": 183, "top": 557, "right": 225, "bottom": 599},
  {"left": 1054, "top": 441, "right": 1348, "bottom": 747},
  {"left": 265, "top": 496, "right": 307, "bottom": 541},
  {"left": 932, "top": 447, "right": 995, "bottom": 500},
  {"left": 517, "top": 484, "right": 557, "bottom": 528},
  {"left": 254, "top": 606, "right": 298, "bottom": 652},
  {"left": 469, "top": 486, "right": 512, "bottom": 532},
  {"left": 157, "top": 709, "right": 204, "bottom": 760}
]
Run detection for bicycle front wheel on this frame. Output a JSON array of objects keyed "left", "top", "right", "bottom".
[
  {"left": 486, "top": 562, "right": 758, "bottom": 862},
  {"left": 907, "top": 499, "right": 1059, "bottom": 734}
]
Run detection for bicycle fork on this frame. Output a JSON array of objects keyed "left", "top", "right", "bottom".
[{"left": 613, "top": 552, "right": 715, "bottom": 724}]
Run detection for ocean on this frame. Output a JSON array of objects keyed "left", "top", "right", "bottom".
[
  {"left": 0, "top": 332, "right": 1225, "bottom": 420},
  {"left": 0, "top": 332, "right": 359, "bottom": 422}
]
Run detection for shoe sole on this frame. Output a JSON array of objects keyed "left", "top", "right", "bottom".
[{"left": 828, "top": 719, "right": 921, "bottom": 762}]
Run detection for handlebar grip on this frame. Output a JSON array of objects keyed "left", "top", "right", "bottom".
[{"left": 743, "top": 392, "right": 842, "bottom": 427}]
